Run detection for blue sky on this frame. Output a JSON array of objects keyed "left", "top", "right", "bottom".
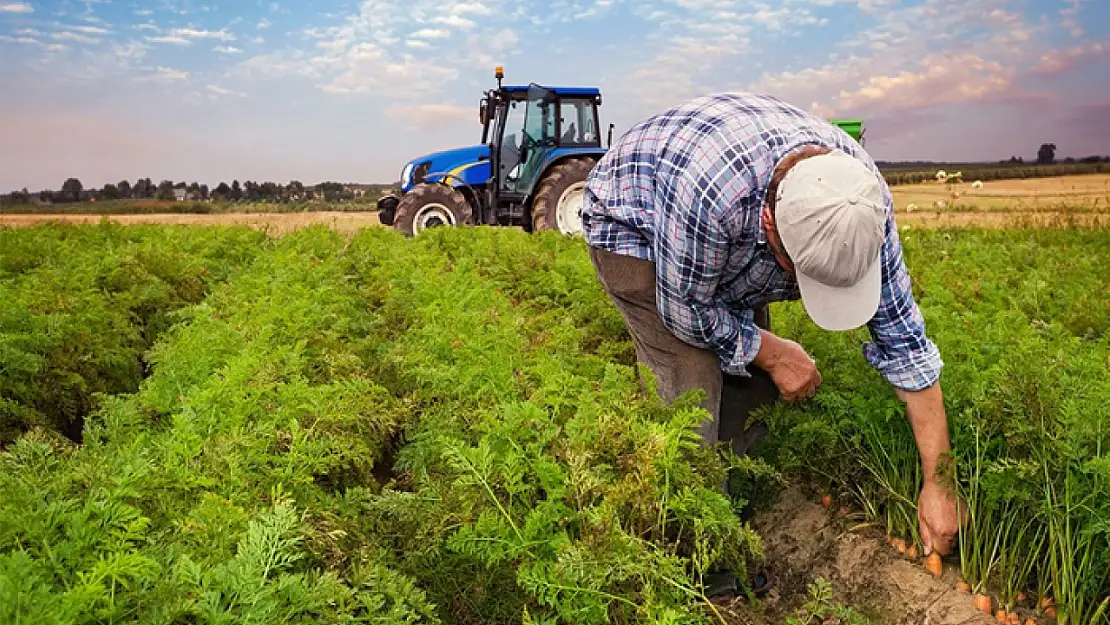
[{"left": 1, "top": 0, "right": 1108, "bottom": 190}]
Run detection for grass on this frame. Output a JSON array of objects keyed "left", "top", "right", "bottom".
[{"left": 0, "top": 221, "right": 1107, "bottom": 624}]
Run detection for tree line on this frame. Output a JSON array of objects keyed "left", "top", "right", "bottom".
[{"left": 2, "top": 178, "right": 393, "bottom": 206}]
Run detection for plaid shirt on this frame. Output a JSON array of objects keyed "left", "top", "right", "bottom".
[{"left": 581, "top": 92, "right": 942, "bottom": 391}]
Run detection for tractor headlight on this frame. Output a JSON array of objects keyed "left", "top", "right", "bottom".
[{"left": 400, "top": 163, "right": 414, "bottom": 185}]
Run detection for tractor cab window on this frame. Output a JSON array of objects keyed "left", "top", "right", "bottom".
[
  {"left": 558, "top": 97, "right": 599, "bottom": 147},
  {"left": 498, "top": 99, "right": 528, "bottom": 191}
]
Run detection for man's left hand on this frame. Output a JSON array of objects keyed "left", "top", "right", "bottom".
[{"left": 918, "top": 479, "right": 963, "bottom": 556}]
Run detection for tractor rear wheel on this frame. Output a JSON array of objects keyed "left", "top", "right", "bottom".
[
  {"left": 393, "top": 183, "right": 473, "bottom": 237},
  {"left": 530, "top": 158, "right": 595, "bottom": 235}
]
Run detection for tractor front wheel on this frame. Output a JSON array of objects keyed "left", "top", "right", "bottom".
[
  {"left": 530, "top": 158, "right": 595, "bottom": 235},
  {"left": 393, "top": 183, "right": 473, "bottom": 237}
]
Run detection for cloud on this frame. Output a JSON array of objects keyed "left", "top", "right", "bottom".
[
  {"left": 214, "top": 45, "right": 242, "bottom": 54},
  {"left": 134, "top": 9, "right": 152, "bottom": 16},
  {"left": 51, "top": 31, "right": 102, "bottom": 44},
  {"left": 432, "top": 14, "right": 475, "bottom": 29},
  {"left": 113, "top": 41, "right": 148, "bottom": 60},
  {"left": 257, "top": 17, "right": 271, "bottom": 29},
  {"left": 169, "top": 27, "right": 236, "bottom": 41},
  {"left": 138, "top": 66, "right": 189, "bottom": 83},
  {"left": 1031, "top": 41, "right": 1108, "bottom": 75},
  {"left": 452, "top": 1, "right": 489, "bottom": 14},
  {"left": 384, "top": 103, "right": 472, "bottom": 131},
  {"left": 0, "top": 2, "right": 33, "bottom": 14},
  {"left": 410, "top": 28, "right": 450, "bottom": 39},
  {"left": 134, "top": 22, "right": 158, "bottom": 31},
  {"left": 206, "top": 84, "right": 246, "bottom": 98},
  {"left": 64, "top": 24, "right": 111, "bottom": 35},
  {"left": 405, "top": 39, "right": 431, "bottom": 49},
  {"left": 147, "top": 35, "right": 191, "bottom": 45}
]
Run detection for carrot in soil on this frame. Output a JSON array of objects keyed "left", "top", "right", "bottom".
[
  {"left": 821, "top": 494, "right": 833, "bottom": 509},
  {"left": 1017, "top": 592, "right": 1027, "bottom": 602},
  {"left": 996, "top": 610, "right": 1009, "bottom": 623},
  {"left": 906, "top": 545, "right": 919, "bottom": 559},
  {"left": 1040, "top": 597, "right": 1054, "bottom": 610},
  {"left": 956, "top": 581, "right": 972, "bottom": 593},
  {"left": 974, "top": 594, "right": 993, "bottom": 615},
  {"left": 925, "top": 552, "right": 943, "bottom": 577},
  {"left": 892, "top": 538, "right": 907, "bottom": 554},
  {"left": 1044, "top": 606, "right": 1056, "bottom": 618},
  {"left": 1007, "top": 612, "right": 1020, "bottom": 625},
  {"left": 1024, "top": 619, "right": 1036, "bottom": 625}
]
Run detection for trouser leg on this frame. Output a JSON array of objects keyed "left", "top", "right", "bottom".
[
  {"left": 719, "top": 303, "right": 780, "bottom": 455},
  {"left": 587, "top": 246, "right": 722, "bottom": 445}
]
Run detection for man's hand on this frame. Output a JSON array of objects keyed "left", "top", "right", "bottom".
[
  {"left": 918, "top": 479, "right": 962, "bottom": 556},
  {"left": 753, "top": 330, "right": 822, "bottom": 402}
]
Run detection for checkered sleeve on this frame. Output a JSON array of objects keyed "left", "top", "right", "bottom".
[
  {"left": 863, "top": 200, "right": 944, "bottom": 391},
  {"left": 652, "top": 160, "right": 762, "bottom": 377}
]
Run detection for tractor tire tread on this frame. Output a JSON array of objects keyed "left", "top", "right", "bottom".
[
  {"left": 393, "top": 183, "right": 474, "bottom": 237},
  {"left": 530, "top": 157, "right": 596, "bottom": 233}
]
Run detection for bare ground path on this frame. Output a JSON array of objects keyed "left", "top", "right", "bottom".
[
  {"left": 715, "top": 487, "right": 1013, "bottom": 625},
  {"left": 1, "top": 209, "right": 1105, "bottom": 235}
]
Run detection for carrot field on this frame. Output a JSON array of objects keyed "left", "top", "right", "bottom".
[{"left": 1, "top": 221, "right": 1107, "bottom": 625}]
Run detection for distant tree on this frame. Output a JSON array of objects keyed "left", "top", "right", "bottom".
[
  {"left": 1037, "top": 143, "right": 1057, "bottom": 164},
  {"left": 118, "top": 180, "right": 132, "bottom": 198},
  {"left": 156, "top": 180, "right": 176, "bottom": 201},
  {"left": 230, "top": 180, "right": 242, "bottom": 201},
  {"left": 199, "top": 184, "right": 209, "bottom": 199},
  {"left": 60, "top": 178, "right": 83, "bottom": 202},
  {"left": 39, "top": 189, "right": 54, "bottom": 203},
  {"left": 213, "top": 182, "right": 231, "bottom": 200},
  {"left": 287, "top": 180, "right": 305, "bottom": 201},
  {"left": 173, "top": 181, "right": 187, "bottom": 190},
  {"left": 100, "top": 183, "right": 120, "bottom": 200}
]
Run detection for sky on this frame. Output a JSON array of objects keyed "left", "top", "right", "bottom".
[{"left": 0, "top": 0, "right": 1108, "bottom": 191}]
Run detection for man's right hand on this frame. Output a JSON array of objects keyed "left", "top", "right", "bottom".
[{"left": 752, "top": 330, "right": 822, "bottom": 402}]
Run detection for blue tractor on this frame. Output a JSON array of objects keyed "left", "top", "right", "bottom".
[
  {"left": 377, "top": 67, "right": 869, "bottom": 237},
  {"left": 378, "top": 67, "right": 610, "bottom": 236}
]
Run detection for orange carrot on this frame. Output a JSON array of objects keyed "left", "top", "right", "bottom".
[
  {"left": 974, "top": 594, "right": 993, "bottom": 615},
  {"left": 1045, "top": 606, "right": 1056, "bottom": 618},
  {"left": 1017, "top": 592, "right": 1027, "bottom": 602},
  {"left": 956, "top": 581, "right": 972, "bottom": 593},
  {"left": 1023, "top": 619, "right": 1036, "bottom": 625},
  {"left": 925, "top": 552, "right": 943, "bottom": 577},
  {"left": 821, "top": 494, "right": 833, "bottom": 509},
  {"left": 892, "top": 538, "right": 907, "bottom": 554},
  {"left": 1040, "top": 597, "right": 1055, "bottom": 609},
  {"left": 907, "top": 545, "right": 919, "bottom": 559},
  {"left": 1007, "top": 612, "right": 1020, "bottom": 625},
  {"left": 996, "top": 609, "right": 1008, "bottom": 623}
]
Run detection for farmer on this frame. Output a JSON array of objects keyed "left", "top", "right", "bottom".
[{"left": 581, "top": 92, "right": 962, "bottom": 584}]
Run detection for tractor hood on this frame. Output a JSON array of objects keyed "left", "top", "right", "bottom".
[{"left": 400, "top": 144, "right": 491, "bottom": 192}]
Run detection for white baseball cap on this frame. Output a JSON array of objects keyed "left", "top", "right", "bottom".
[{"left": 774, "top": 148, "right": 887, "bottom": 331}]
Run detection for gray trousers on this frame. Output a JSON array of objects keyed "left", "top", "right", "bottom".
[{"left": 589, "top": 246, "right": 780, "bottom": 453}]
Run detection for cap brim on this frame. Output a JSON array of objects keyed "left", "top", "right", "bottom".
[{"left": 795, "top": 252, "right": 882, "bottom": 331}]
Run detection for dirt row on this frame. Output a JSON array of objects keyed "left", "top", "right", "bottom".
[
  {"left": 1, "top": 209, "right": 1105, "bottom": 236},
  {"left": 719, "top": 487, "right": 1020, "bottom": 625}
]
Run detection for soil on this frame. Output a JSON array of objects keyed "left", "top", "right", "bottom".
[{"left": 710, "top": 486, "right": 1001, "bottom": 625}]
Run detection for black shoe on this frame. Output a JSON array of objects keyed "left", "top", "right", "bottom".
[{"left": 701, "top": 568, "right": 739, "bottom": 598}]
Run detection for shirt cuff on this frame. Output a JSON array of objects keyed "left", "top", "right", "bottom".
[
  {"left": 720, "top": 308, "right": 762, "bottom": 377},
  {"left": 862, "top": 339, "right": 944, "bottom": 391}
]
